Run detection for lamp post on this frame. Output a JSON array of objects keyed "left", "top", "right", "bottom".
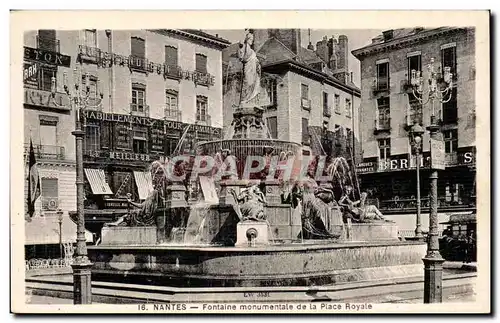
[
  {"left": 51, "top": 68, "right": 103, "bottom": 304},
  {"left": 410, "top": 58, "right": 454, "bottom": 303},
  {"left": 409, "top": 124, "right": 425, "bottom": 240},
  {"left": 56, "top": 208, "right": 64, "bottom": 261}
]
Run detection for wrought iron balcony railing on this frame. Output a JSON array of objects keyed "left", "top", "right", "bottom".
[
  {"left": 164, "top": 107, "right": 182, "bottom": 121},
  {"left": 374, "top": 117, "right": 391, "bottom": 131},
  {"left": 41, "top": 197, "right": 61, "bottom": 211},
  {"left": 130, "top": 103, "right": 150, "bottom": 117},
  {"left": 164, "top": 65, "right": 183, "bottom": 80},
  {"left": 37, "top": 36, "right": 60, "bottom": 53},
  {"left": 193, "top": 71, "right": 215, "bottom": 87},
  {"left": 195, "top": 114, "right": 211, "bottom": 126},
  {"left": 25, "top": 144, "right": 65, "bottom": 160}
]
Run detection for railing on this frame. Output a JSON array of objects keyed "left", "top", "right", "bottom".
[
  {"left": 164, "top": 107, "right": 182, "bottom": 121},
  {"left": 164, "top": 65, "right": 183, "bottom": 80},
  {"left": 374, "top": 117, "right": 391, "bottom": 130},
  {"left": 37, "top": 36, "right": 60, "bottom": 53},
  {"left": 379, "top": 196, "right": 476, "bottom": 211},
  {"left": 301, "top": 98, "right": 311, "bottom": 110},
  {"left": 129, "top": 55, "right": 147, "bottom": 72},
  {"left": 130, "top": 103, "right": 150, "bottom": 117},
  {"left": 195, "top": 114, "right": 211, "bottom": 126},
  {"left": 376, "top": 77, "right": 389, "bottom": 91},
  {"left": 193, "top": 71, "right": 215, "bottom": 87},
  {"left": 25, "top": 144, "right": 65, "bottom": 160},
  {"left": 78, "top": 45, "right": 100, "bottom": 63}
]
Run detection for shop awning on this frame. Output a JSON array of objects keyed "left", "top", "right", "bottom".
[
  {"left": 133, "top": 171, "right": 153, "bottom": 200},
  {"left": 84, "top": 168, "right": 113, "bottom": 195},
  {"left": 25, "top": 216, "right": 93, "bottom": 245}
]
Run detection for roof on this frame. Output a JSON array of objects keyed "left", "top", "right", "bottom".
[
  {"left": 296, "top": 46, "right": 323, "bottom": 65},
  {"left": 150, "top": 29, "right": 230, "bottom": 50},
  {"left": 352, "top": 27, "right": 467, "bottom": 58}
]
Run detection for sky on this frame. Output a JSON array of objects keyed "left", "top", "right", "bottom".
[{"left": 207, "top": 29, "right": 384, "bottom": 86}]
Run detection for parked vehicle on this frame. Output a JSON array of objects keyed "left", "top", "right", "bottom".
[{"left": 439, "top": 212, "right": 476, "bottom": 262}]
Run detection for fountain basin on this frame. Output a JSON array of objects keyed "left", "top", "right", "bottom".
[{"left": 88, "top": 241, "right": 426, "bottom": 287}]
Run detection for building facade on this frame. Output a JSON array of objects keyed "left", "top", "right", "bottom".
[
  {"left": 352, "top": 27, "right": 476, "bottom": 217},
  {"left": 24, "top": 29, "right": 229, "bottom": 222},
  {"left": 223, "top": 29, "right": 361, "bottom": 164}
]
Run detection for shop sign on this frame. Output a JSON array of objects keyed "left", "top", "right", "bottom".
[
  {"left": 24, "top": 47, "right": 71, "bottom": 67},
  {"left": 24, "top": 88, "right": 70, "bottom": 110},
  {"left": 356, "top": 162, "right": 376, "bottom": 174},
  {"left": 109, "top": 151, "right": 151, "bottom": 162},
  {"left": 23, "top": 62, "right": 38, "bottom": 82}
]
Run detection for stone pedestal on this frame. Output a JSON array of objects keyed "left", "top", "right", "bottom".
[
  {"left": 235, "top": 221, "right": 269, "bottom": 247},
  {"left": 100, "top": 226, "right": 157, "bottom": 245},
  {"left": 343, "top": 222, "right": 399, "bottom": 242},
  {"left": 264, "top": 179, "right": 282, "bottom": 204},
  {"left": 165, "top": 184, "right": 188, "bottom": 208},
  {"left": 232, "top": 106, "right": 268, "bottom": 139},
  {"left": 218, "top": 180, "right": 240, "bottom": 205}
]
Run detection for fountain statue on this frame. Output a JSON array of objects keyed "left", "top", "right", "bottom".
[{"left": 88, "top": 30, "right": 427, "bottom": 288}]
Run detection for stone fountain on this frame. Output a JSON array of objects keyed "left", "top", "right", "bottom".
[{"left": 87, "top": 30, "right": 426, "bottom": 288}]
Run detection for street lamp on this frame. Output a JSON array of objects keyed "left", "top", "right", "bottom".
[
  {"left": 410, "top": 57, "right": 454, "bottom": 303},
  {"left": 56, "top": 208, "right": 64, "bottom": 261},
  {"left": 51, "top": 67, "right": 103, "bottom": 304},
  {"left": 409, "top": 124, "right": 425, "bottom": 240}
]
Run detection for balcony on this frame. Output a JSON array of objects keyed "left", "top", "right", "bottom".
[
  {"left": 164, "top": 107, "right": 182, "bottom": 121},
  {"left": 129, "top": 55, "right": 148, "bottom": 73},
  {"left": 373, "top": 78, "right": 390, "bottom": 94},
  {"left": 36, "top": 36, "right": 60, "bottom": 53},
  {"left": 78, "top": 45, "right": 100, "bottom": 64},
  {"left": 193, "top": 71, "right": 215, "bottom": 87},
  {"left": 404, "top": 112, "right": 423, "bottom": 130},
  {"left": 25, "top": 144, "right": 65, "bottom": 160},
  {"left": 323, "top": 106, "right": 332, "bottom": 117},
  {"left": 374, "top": 117, "right": 391, "bottom": 134},
  {"left": 195, "top": 114, "right": 211, "bottom": 126},
  {"left": 130, "top": 103, "right": 150, "bottom": 117},
  {"left": 164, "top": 65, "right": 183, "bottom": 80},
  {"left": 301, "top": 98, "right": 311, "bottom": 111}
]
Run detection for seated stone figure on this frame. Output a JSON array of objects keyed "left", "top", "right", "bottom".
[
  {"left": 341, "top": 190, "right": 390, "bottom": 223},
  {"left": 230, "top": 184, "right": 267, "bottom": 221}
]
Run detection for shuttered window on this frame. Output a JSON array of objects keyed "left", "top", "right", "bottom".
[
  {"left": 195, "top": 53, "right": 207, "bottom": 73},
  {"left": 302, "top": 118, "right": 309, "bottom": 144},
  {"left": 266, "top": 117, "right": 278, "bottom": 139},
  {"left": 131, "top": 37, "right": 145, "bottom": 58},
  {"left": 41, "top": 178, "right": 58, "bottom": 198},
  {"left": 165, "top": 46, "right": 178, "bottom": 67}
]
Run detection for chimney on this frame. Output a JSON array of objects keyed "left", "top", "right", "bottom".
[
  {"left": 316, "top": 37, "right": 329, "bottom": 63},
  {"left": 382, "top": 29, "right": 394, "bottom": 41},
  {"left": 268, "top": 29, "right": 301, "bottom": 55},
  {"left": 337, "top": 35, "right": 349, "bottom": 72}
]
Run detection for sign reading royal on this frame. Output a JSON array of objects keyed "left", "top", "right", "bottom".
[{"left": 24, "top": 47, "right": 71, "bottom": 67}]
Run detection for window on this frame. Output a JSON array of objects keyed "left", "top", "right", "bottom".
[
  {"left": 301, "top": 84, "right": 309, "bottom": 99},
  {"left": 346, "top": 128, "right": 353, "bottom": 149},
  {"left": 334, "top": 94, "right": 341, "bottom": 114},
  {"left": 378, "top": 138, "right": 391, "bottom": 161},
  {"left": 376, "top": 97, "right": 390, "bottom": 129},
  {"left": 376, "top": 61, "right": 389, "bottom": 90},
  {"left": 84, "top": 29, "right": 97, "bottom": 47},
  {"left": 130, "top": 37, "right": 146, "bottom": 70},
  {"left": 41, "top": 178, "right": 58, "bottom": 197},
  {"left": 37, "top": 29, "right": 58, "bottom": 52},
  {"left": 85, "top": 123, "right": 100, "bottom": 153},
  {"left": 302, "top": 118, "right": 310, "bottom": 144},
  {"left": 131, "top": 85, "right": 146, "bottom": 113},
  {"left": 196, "top": 96, "right": 208, "bottom": 122},
  {"left": 441, "top": 45, "right": 457, "bottom": 77},
  {"left": 165, "top": 90, "right": 179, "bottom": 120},
  {"left": 408, "top": 95, "right": 423, "bottom": 125},
  {"left": 266, "top": 79, "right": 277, "bottom": 106},
  {"left": 442, "top": 87, "right": 458, "bottom": 124},
  {"left": 322, "top": 92, "right": 330, "bottom": 116},
  {"left": 407, "top": 54, "right": 421, "bottom": 82},
  {"left": 39, "top": 117, "right": 58, "bottom": 157},
  {"left": 266, "top": 117, "right": 278, "bottom": 139},
  {"left": 195, "top": 53, "right": 207, "bottom": 73},
  {"left": 345, "top": 98, "right": 352, "bottom": 118},
  {"left": 41, "top": 178, "right": 58, "bottom": 210},
  {"left": 39, "top": 66, "right": 57, "bottom": 92},
  {"left": 444, "top": 129, "right": 458, "bottom": 154},
  {"left": 165, "top": 46, "right": 178, "bottom": 67},
  {"left": 133, "top": 129, "right": 148, "bottom": 154}
]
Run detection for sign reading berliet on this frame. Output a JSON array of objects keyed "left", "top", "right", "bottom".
[{"left": 13, "top": 12, "right": 489, "bottom": 315}]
